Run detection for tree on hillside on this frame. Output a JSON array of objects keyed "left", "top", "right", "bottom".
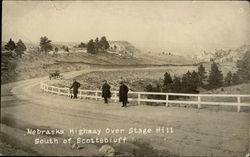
[
  {"left": 163, "top": 72, "right": 173, "bottom": 86},
  {"left": 87, "top": 39, "right": 95, "bottom": 54},
  {"left": 53, "top": 47, "right": 58, "bottom": 56},
  {"left": 162, "top": 72, "right": 173, "bottom": 92},
  {"left": 190, "top": 71, "right": 199, "bottom": 92},
  {"left": 65, "top": 47, "right": 69, "bottom": 52},
  {"left": 168, "top": 76, "right": 182, "bottom": 99},
  {"left": 197, "top": 64, "right": 206, "bottom": 86},
  {"left": 15, "top": 39, "right": 26, "bottom": 58},
  {"left": 61, "top": 45, "right": 69, "bottom": 52},
  {"left": 78, "top": 42, "right": 86, "bottom": 48},
  {"left": 40, "top": 36, "right": 52, "bottom": 55},
  {"left": 4, "top": 38, "right": 16, "bottom": 51},
  {"left": 55, "top": 47, "right": 59, "bottom": 52},
  {"left": 94, "top": 37, "right": 100, "bottom": 52},
  {"left": 224, "top": 71, "right": 233, "bottom": 86},
  {"left": 207, "top": 62, "right": 223, "bottom": 89},
  {"left": 181, "top": 71, "right": 198, "bottom": 93},
  {"left": 181, "top": 71, "right": 192, "bottom": 93},
  {"left": 232, "top": 73, "right": 240, "bottom": 85},
  {"left": 99, "top": 36, "right": 110, "bottom": 52},
  {"left": 171, "top": 76, "right": 182, "bottom": 93},
  {"left": 145, "top": 84, "right": 153, "bottom": 93},
  {"left": 236, "top": 50, "right": 250, "bottom": 83}
]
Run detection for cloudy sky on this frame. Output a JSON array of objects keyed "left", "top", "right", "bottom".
[{"left": 2, "top": 1, "right": 250, "bottom": 54}]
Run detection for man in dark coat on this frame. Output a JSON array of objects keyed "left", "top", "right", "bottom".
[
  {"left": 119, "top": 81, "right": 129, "bottom": 107},
  {"left": 102, "top": 80, "right": 111, "bottom": 103},
  {"left": 70, "top": 79, "right": 81, "bottom": 99}
]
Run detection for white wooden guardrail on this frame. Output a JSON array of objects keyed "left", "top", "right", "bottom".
[{"left": 40, "top": 81, "right": 250, "bottom": 112}]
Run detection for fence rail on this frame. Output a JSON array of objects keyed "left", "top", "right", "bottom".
[{"left": 40, "top": 81, "right": 250, "bottom": 112}]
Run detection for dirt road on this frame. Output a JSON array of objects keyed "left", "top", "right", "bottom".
[{"left": 1, "top": 68, "right": 250, "bottom": 156}]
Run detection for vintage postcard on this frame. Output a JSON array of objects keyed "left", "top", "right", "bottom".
[{"left": 1, "top": 1, "right": 250, "bottom": 156}]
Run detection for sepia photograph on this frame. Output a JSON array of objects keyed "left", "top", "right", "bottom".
[{"left": 1, "top": 1, "right": 250, "bottom": 156}]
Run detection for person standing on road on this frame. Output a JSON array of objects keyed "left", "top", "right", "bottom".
[
  {"left": 119, "top": 81, "right": 129, "bottom": 107},
  {"left": 70, "top": 79, "right": 81, "bottom": 99},
  {"left": 102, "top": 80, "right": 111, "bottom": 104}
]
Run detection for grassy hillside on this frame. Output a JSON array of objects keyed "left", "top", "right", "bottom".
[
  {"left": 1, "top": 41, "right": 198, "bottom": 84},
  {"left": 202, "top": 83, "right": 250, "bottom": 95},
  {"left": 47, "top": 66, "right": 197, "bottom": 92},
  {"left": 134, "top": 52, "right": 196, "bottom": 65},
  {"left": 1, "top": 52, "right": 141, "bottom": 84},
  {"left": 109, "top": 41, "right": 195, "bottom": 65}
]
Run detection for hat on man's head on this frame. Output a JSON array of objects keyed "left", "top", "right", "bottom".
[{"left": 120, "top": 80, "right": 128, "bottom": 84}]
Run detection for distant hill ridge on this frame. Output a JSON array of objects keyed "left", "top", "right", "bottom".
[{"left": 197, "top": 44, "right": 250, "bottom": 63}]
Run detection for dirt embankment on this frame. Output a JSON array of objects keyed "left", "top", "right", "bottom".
[{"left": 0, "top": 132, "right": 39, "bottom": 156}]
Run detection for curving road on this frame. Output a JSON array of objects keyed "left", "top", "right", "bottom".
[{"left": 1, "top": 68, "right": 250, "bottom": 156}]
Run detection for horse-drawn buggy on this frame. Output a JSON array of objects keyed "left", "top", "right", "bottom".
[{"left": 49, "top": 70, "right": 63, "bottom": 80}]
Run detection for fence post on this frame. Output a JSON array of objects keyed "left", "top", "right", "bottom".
[
  {"left": 114, "top": 91, "right": 117, "bottom": 103},
  {"left": 198, "top": 96, "right": 201, "bottom": 109},
  {"left": 68, "top": 88, "right": 71, "bottom": 97},
  {"left": 237, "top": 96, "right": 241, "bottom": 112},
  {"left": 138, "top": 93, "right": 141, "bottom": 105},
  {"left": 166, "top": 94, "right": 169, "bottom": 107},
  {"left": 79, "top": 91, "right": 82, "bottom": 99},
  {"left": 95, "top": 91, "right": 98, "bottom": 101},
  {"left": 57, "top": 87, "right": 60, "bottom": 95},
  {"left": 45, "top": 85, "right": 48, "bottom": 92}
]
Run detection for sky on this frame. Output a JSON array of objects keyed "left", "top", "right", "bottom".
[{"left": 2, "top": 1, "right": 250, "bottom": 54}]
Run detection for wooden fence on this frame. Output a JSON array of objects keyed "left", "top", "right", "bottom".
[{"left": 40, "top": 81, "right": 250, "bottom": 112}]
